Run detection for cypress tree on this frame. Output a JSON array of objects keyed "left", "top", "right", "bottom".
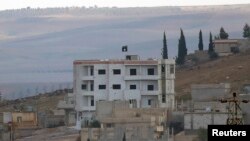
[
  {"left": 162, "top": 31, "right": 168, "bottom": 59},
  {"left": 219, "top": 27, "right": 229, "bottom": 39},
  {"left": 180, "top": 29, "right": 187, "bottom": 55},
  {"left": 123, "top": 132, "right": 126, "bottom": 141},
  {"left": 243, "top": 23, "right": 250, "bottom": 38},
  {"left": 208, "top": 32, "right": 214, "bottom": 53},
  {"left": 198, "top": 30, "right": 203, "bottom": 51},
  {"left": 176, "top": 28, "right": 187, "bottom": 65}
]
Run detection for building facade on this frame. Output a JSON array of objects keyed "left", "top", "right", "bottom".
[
  {"left": 73, "top": 56, "right": 175, "bottom": 126},
  {"left": 213, "top": 39, "right": 250, "bottom": 56}
]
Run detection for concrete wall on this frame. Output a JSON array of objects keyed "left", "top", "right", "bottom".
[
  {"left": 96, "top": 101, "right": 129, "bottom": 120},
  {"left": 238, "top": 39, "right": 250, "bottom": 51},
  {"left": 184, "top": 112, "right": 228, "bottom": 130},
  {"left": 191, "top": 83, "right": 230, "bottom": 102}
]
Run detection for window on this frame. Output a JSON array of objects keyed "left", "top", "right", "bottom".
[
  {"left": 162, "top": 95, "right": 166, "bottom": 103},
  {"left": 91, "top": 99, "right": 94, "bottom": 106},
  {"left": 99, "top": 85, "right": 106, "bottom": 90},
  {"left": 81, "top": 84, "right": 87, "bottom": 90},
  {"left": 130, "top": 85, "right": 136, "bottom": 90},
  {"left": 148, "top": 99, "right": 151, "bottom": 106},
  {"left": 147, "top": 85, "right": 154, "bottom": 91},
  {"left": 113, "top": 69, "right": 121, "bottom": 75},
  {"left": 147, "top": 68, "right": 154, "bottom": 75},
  {"left": 90, "top": 67, "right": 94, "bottom": 76},
  {"left": 113, "top": 84, "right": 121, "bottom": 89},
  {"left": 130, "top": 69, "right": 137, "bottom": 75},
  {"left": 90, "top": 84, "right": 94, "bottom": 91},
  {"left": 170, "top": 65, "right": 174, "bottom": 74},
  {"left": 98, "top": 69, "right": 106, "bottom": 75}
]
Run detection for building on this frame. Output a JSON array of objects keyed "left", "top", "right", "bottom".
[
  {"left": 213, "top": 39, "right": 250, "bottom": 56},
  {"left": 80, "top": 101, "right": 173, "bottom": 141},
  {"left": 183, "top": 83, "right": 231, "bottom": 133},
  {"left": 57, "top": 93, "right": 76, "bottom": 126},
  {"left": 73, "top": 55, "right": 175, "bottom": 126},
  {"left": 11, "top": 112, "right": 37, "bottom": 128}
]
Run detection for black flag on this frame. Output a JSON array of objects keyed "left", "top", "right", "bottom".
[{"left": 122, "top": 46, "right": 128, "bottom": 52}]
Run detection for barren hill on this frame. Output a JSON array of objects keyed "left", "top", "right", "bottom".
[{"left": 176, "top": 51, "right": 250, "bottom": 98}]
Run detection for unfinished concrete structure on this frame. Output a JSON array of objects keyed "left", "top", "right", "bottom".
[
  {"left": 184, "top": 112, "right": 228, "bottom": 131},
  {"left": 191, "top": 83, "right": 230, "bottom": 102},
  {"left": 57, "top": 93, "right": 76, "bottom": 126},
  {"left": 81, "top": 101, "right": 173, "bottom": 141},
  {"left": 74, "top": 55, "right": 175, "bottom": 127},
  {"left": 213, "top": 39, "right": 250, "bottom": 56},
  {"left": 183, "top": 83, "right": 231, "bottom": 133}
]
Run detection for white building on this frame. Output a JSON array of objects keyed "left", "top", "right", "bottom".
[{"left": 73, "top": 55, "right": 175, "bottom": 126}]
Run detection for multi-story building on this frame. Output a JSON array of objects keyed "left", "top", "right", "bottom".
[{"left": 73, "top": 55, "right": 175, "bottom": 126}]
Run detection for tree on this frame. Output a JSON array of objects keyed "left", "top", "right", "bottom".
[
  {"left": 243, "top": 23, "right": 250, "bottom": 38},
  {"left": 208, "top": 32, "right": 214, "bottom": 53},
  {"left": 219, "top": 27, "right": 229, "bottom": 39},
  {"left": 176, "top": 28, "right": 187, "bottom": 65},
  {"left": 198, "top": 30, "right": 203, "bottom": 51},
  {"left": 122, "top": 132, "right": 126, "bottom": 141},
  {"left": 162, "top": 32, "right": 168, "bottom": 59}
]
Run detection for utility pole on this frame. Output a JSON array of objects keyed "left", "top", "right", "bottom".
[{"left": 219, "top": 92, "right": 249, "bottom": 125}]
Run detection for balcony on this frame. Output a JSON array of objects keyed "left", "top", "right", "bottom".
[
  {"left": 124, "top": 75, "right": 159, "bottom": 80},
  {"left": 141, "top": 90, "right": 159, "bottom": 95},
  {"left": 81, "top": 76, "right": 94, "bottom": 80},
  {"left": 82, "top": 106, "right": 95, "bottom": 111},
  {"left": 57, "top": 100, "right": 74, "bottom": 109},
  {"left": 81, "top": 91, "right": 94, "bottom": 96}
]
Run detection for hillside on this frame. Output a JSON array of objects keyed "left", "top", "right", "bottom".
[
  {"left": 175, "top": 51, "right": 250, "bottom": 99},
  {"left": 1, "top": 5, "right": 250, "bottom": 84},
  {"left": 0, "top": 89, "right": 69, "bottom": 113}
]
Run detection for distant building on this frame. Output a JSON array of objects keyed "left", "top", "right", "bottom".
[
  {"left": 57, "top": 93, "right": 76, "bottom": 126},
  {"left": 213, "top": 39, "right": 250, "bottom": 56},
  {"left": 73, "top": 55, "right": 175, "bottom": 127}
]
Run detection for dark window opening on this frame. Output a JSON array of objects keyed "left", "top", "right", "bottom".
[
  {"left": 130, "top": 85, "right": 136, "bottom": 90},
  {"left": 90, "top": 68, "right": 94, "bottom": 76},
  {"left": 99, "top": 85, "right": 106, "bottom": 90},
  {"left": 113, "top": 69, "right": 121, "bottom": 75},
  {"left": 230, "top": 47, "right": 239, "bottom": 54},
  {"left": 130, "top": 69, "right": 137, "bottom": 75},
  {"left": 113, "top": 84, "right": 121, "bottom": 89},
  {"left": 162, "top": 95, "right": 166, "bottom": 103},
  {"left": 147, "top": 85, "right": 154, "bottom": 91},
  {"left": 90, "top": 84, "right": 94, "bottom": 91},
  {"left": 91, "top": 99, "right": 94, "bottom": 106},
  {"left": 148, "top": 99, "right": 151, "bottom": 106},
  {"left": 148, "top": 68, "right": 154, "bottom": 75},
  {"left": 81, "top": 84, "right": 87, "bottom": 90},
  {"left": 98, "top": 69, "right": 106, "bottom": 75},
  {"left": 126, "top": 56, "right": 131, "bottom": 60}
]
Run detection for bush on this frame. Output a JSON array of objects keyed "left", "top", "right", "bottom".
[
  {"left": 209, "top": 52, "right": 218, "bottom": 60},
  {"left": 197, "top": 128, "right": 207, "bottom": 141},
  {"left": 90, "top": 120, "right": 101, "bottom": 128}
]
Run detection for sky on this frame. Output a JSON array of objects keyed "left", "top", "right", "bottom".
[{"left": 1, "top": 0, "right": 250, "bottom": 10}]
